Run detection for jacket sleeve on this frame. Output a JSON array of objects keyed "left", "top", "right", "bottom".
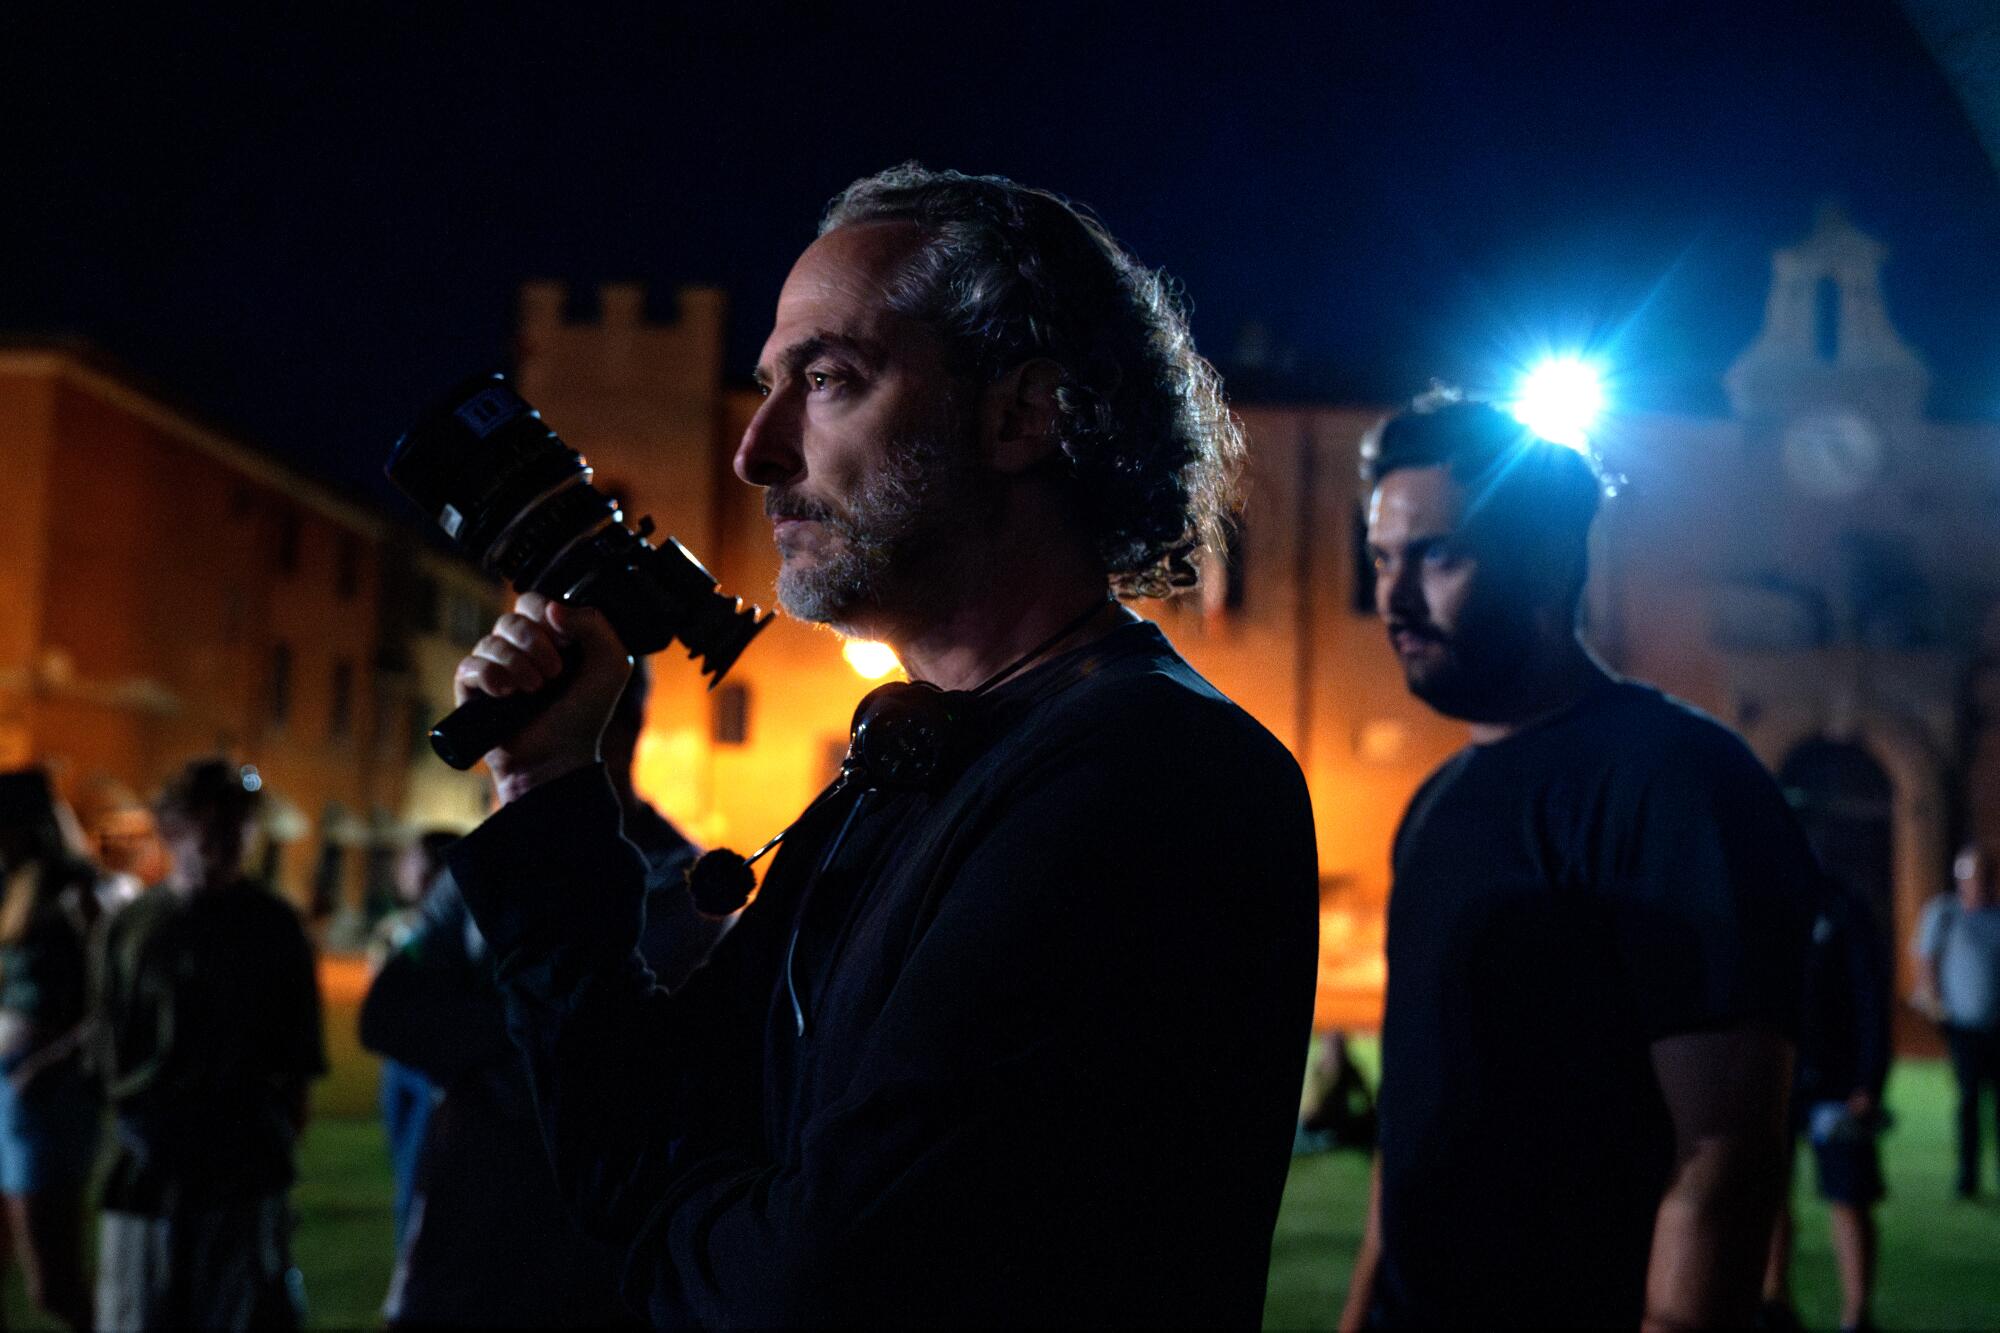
[
  {"left": 357, "top": 879, "right": 514, "bottom": 1084},
  {"left": 449, "top": 733, "right": 1319, "bottom": 1327},
  {"left": 446, "top": 765, "right": 779, "bottom": 1318}
]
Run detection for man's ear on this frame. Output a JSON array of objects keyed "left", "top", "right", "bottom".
[{"left": 980, "top": 358, "right": 1066, "bottom": 475}]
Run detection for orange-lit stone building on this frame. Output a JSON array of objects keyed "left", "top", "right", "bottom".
[
  {"left": 0, "top": 348, "right": 407, "bottom": 920},
  {"left": 517, "top": 210, "right": 2000, "bottom": 1039}
]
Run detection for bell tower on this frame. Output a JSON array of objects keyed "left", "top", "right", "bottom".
[{"left": 1724, "top": 205, "right": 1930, "bottom": 427}]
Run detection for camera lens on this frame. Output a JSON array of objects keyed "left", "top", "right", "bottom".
[
  {"left": 384, "top": 372, "right": 771, "bottom": 768},
  {"left": 387, "top": 373, "right": 592, "bottom": 564}
]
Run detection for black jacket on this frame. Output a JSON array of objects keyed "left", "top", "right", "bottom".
[
  {"left": 360, "top": 804, "right": 702, "bottom": 1330},
  {"left": 450, "top": 623, "right": 1320, "bottom": 1327}
]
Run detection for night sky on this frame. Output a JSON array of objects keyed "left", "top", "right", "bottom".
[{"left": 5, "top": 2, "right": 1997, "bottom": 510}]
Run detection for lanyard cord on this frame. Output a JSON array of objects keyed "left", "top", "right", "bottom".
[
  {"left": 959, "top": 593, "right": 1119, "bottom": 698},
  {"left": 784, "top": 593, "right": 1119, "bottom": 1038}
]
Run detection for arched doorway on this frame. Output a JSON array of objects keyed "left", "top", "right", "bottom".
[
  {"left": 1777, "top": 737, "right": 1922, "bottom": 1045},
  {"left": 1779, "top": 738, "right": 1895, "bottom": 933}
]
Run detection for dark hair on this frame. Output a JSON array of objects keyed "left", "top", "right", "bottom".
[
  {"left": 1362, "top": 399, "right": 1604, "bottom": 607},
  {"left": 0, "top": 769, "right": 90, "bottom": 945},
  {"left": 154, "top": 758, "right": 261, "bottom": 832},
  {"left": 819, "top": 163, "right": 1242, "bottom": 598}
]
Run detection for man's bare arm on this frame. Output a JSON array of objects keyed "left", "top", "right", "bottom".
[
  {"left": 1338, "top": 1157, "right": 1382, "bottom": 1333},
  {"left": 1644, "top": 1025, "right": 1794, "bottom": 1332}
]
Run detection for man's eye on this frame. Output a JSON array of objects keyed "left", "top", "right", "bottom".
[
  {"left": 754, "top": 382, "right": 772, "bottom": 399},
  {"left": 807, "top": 370, "right": 836, "bottom": 391},
  {"left": 1422, "top": 546, "right": 1460, "bottom": 568}
]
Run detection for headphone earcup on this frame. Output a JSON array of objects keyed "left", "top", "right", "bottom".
[{"left": 846, "top": 682, "right": 975, "bottom": 792}]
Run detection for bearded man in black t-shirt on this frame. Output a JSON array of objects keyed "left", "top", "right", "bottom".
[{"left": 1340, "top": 400, "right": 1814, "bottom": 1330}]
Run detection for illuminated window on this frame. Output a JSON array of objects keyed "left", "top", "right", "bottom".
[
  {"left": 329, "top": 660, "right": 354, "bottom": 739},
  {"left": 276, "top": 509, "right": 301, "bottom": 575},
  {"left": 268, "top": 643, "right": 292, "bottom": 727},
  {"left": 713, "top": 683, "right": 751, "bottom": 745},
  {"left": 336, "top": 534, "right": 361, "bottom": 600}
]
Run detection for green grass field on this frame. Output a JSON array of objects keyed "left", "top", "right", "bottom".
[
  {"left": 1264, "top": 1052, "right": 2000, "bottom": 1330},
  {"left": 8, "top": 1020, "right": 1999, "bottom": 1329}
]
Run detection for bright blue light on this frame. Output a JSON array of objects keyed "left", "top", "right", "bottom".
[{"left": 1510, "top": 357, "right": 1604, "bottom": 451}]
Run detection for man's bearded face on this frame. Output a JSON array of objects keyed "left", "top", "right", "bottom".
[
  {"left": 739, "top": 221, "right": 994, "bottom": 637},
  {"left": 1367, "top": 465, "right": 1541, "bottom": 723},
  {"left": 766, "top": 403, "right": 979, "bottom": 628}
]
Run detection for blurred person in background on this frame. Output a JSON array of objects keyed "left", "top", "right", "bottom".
[
  {"left": 360, "top": 666, "right": 708, "bottom": 1328},
  {"left": 366, "top": 829, "right": 458, "bottom": 1249},
  {"left": 74, "top": 777, "right": 166, "bottom": 914},
  {"left": 91, "top": 759, "right": 325, "bottom": 1333},
  {"left": 1344, "top": 400, "right": 1814, "bottom": 1330},
  {"left": 601, "top": 661, "right": 717, "bottom": 983},
  {"left": 0, "top": 769, "right": 104, "bottom": 1332},
  {"left": 1913, "top": 841, "right": 2000, "bottom": 1198},
  {"left": 1295, "top": 1031, "right": 1377, "bottom": 1156},
  {"left": 1762, "top": 872, "right": 1892, "bottom": 1333}
]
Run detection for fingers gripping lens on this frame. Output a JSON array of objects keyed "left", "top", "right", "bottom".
[{"left": 386, "top": 373, "right": 771, "bottom": 769}]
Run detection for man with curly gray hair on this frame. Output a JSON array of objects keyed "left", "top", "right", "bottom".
[{"left": 445, "top": 165, "right": 1318, "bottom": 1326}]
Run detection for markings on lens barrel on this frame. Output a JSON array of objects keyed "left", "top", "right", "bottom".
[{"left": 455, "top": 386, "right": 523, "bottom": 438}]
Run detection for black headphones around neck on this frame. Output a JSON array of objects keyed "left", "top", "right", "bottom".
[
  {"left": 684, "top": 680, "right": 978, "bottom": 918},
  {"left": 683, "top": 597, "right": 1122, "bottom": 918}
]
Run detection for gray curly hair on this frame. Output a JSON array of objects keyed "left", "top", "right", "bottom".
[{"left": 819, "top": 164, "right": 1243, "bottom": 599}]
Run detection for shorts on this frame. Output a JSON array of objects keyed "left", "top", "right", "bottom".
[
  {"left": 0, "top": 1060, "right": 104, "bottom": 1194},
  {"left": 1808, "top": 1134, "right": 1885, "bottom": 1206}
]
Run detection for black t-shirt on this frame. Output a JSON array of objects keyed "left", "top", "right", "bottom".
[
  {"left": 1376, "top": 679, "right": 1814, "bottom": 1328},
  {"left": 0, "top": 860, "right": 98, "bottom": 1050},
  {"left": 96, "top": 880, "right": 326, "bottom": 1212}
]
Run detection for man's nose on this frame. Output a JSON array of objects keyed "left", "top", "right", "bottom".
[
  {"left": 1379, "top": 558, "right": 1422, "bottom": 622},
  {"left": 734, "top": 393, "right": 805, "bottom": 488}
]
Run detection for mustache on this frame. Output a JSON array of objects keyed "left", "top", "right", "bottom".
[
  {"left": 765, "top": 490, "right": 842, "bottom": 525},
  {"left": 1386, "top": 618, "right": 1445, "bottom": 644}
]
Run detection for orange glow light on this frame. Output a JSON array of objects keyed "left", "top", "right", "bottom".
[{"left": 842, "top": 640, "right": 901, "bottom": 680}]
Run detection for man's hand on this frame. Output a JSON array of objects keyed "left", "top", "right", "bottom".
[{"left": 454, "top": 592, "right": 632, "bottom": 805}]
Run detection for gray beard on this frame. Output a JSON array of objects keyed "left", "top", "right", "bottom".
[{"left": 774, "top": 432, "right": 946, "bottom": 628}]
